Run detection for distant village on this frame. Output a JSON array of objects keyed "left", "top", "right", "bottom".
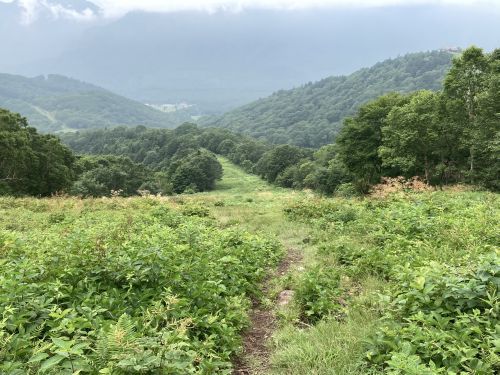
[
  {"left": 145, "top": 102, "right": 194, "bottom": 113},
  {"left": 439, "top": 47, "right": 462, "bottom": 53}
]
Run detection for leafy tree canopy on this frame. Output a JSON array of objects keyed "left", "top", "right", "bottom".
[{"left": 0, "top": 108, "right": 75, "bottom": 196}]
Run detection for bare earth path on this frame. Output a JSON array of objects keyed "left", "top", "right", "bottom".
[
  {"left": 234, "top": 249, "right": 303, "bottom": 374},
  {"left": 190, "top": 157, "right": 311, "bottom": 374}
]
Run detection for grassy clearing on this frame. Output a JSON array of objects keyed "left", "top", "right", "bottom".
[
  {"left": 1, "top": 158, "right": 498, "bottom": 374},
  {"left": 192, "top": 157, "right": 317, "bottom": 267},
  {"left": 189, "top": 159, "right": 385, "bottom": 374}
]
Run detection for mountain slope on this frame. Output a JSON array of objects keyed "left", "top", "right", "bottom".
[
  {"left": 0, "top": 73, "right": 192, "bottom": 132},
  {"left": 200, "top": 51, "right": 454, "bottom": 147},
  {"left": 2, "top": 4, "right": 499, "bottom": 112}
]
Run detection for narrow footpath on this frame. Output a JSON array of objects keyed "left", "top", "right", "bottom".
[{"left": 190, "top": 157, "right": 313, "bottom": 374}]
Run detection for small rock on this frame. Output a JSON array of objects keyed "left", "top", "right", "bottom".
[{"left": 278, "top": 290, "right": 295, "bottom": 306}]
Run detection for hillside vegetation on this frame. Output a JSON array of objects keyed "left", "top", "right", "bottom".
[
  {"left": 201, "top": 51, "right": 454, "bottom": 147},
  {"left": 0, "top": 73, "right": 192, "bottom": 132},
  {"left": 274, "top": 190, "right": 499, "bottom": 374},
  {"left": 0, "top": 195, "right": 282, "bottom": 373},
  {"left": 51, "top": 48, "right": 498, "bottom": 202},
  {"left": 1, "top": 159, "right": 497, "bottom": 374},
  {"left": 201, "top": 47, "right": 499, "bottom": 194},
  {"left": 0, "top": 111, "right": 222, "bottom": 196},
  {"left": 5, "top": 46, "right": 492, "bottom": 201}
]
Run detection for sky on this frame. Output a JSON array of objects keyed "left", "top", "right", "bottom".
[{"left": 2, "top": 0, "right": 500, "bottom": 22}]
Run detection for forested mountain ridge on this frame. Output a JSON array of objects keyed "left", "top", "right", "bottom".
[
  {"left": 0, "top": 73, "right": 193, "bottom": 132},
  {"left": 200, "top": 50, "right": 454, "bottom": 147}
]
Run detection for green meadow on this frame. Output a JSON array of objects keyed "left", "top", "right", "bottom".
[{"left": 1, "top": 158, "right": 498, "bottom": 374}]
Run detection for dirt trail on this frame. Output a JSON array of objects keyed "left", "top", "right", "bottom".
[{"left": 233, "top": 248, "right": 302, "bottom": 375}]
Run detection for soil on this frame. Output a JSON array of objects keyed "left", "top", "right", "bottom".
[{"left": 232, "top": 248, "right": 302, "bottom": 374}]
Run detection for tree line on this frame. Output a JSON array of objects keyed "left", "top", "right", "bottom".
[
  {"left": 2, "top": 46, "right": 497, "bottom": 197},
  {"left": 0, "top": 114, "right": 222, "bottom": 197},
  {"left": 322, "top": 46, "right": 499, "bottom": 192}
]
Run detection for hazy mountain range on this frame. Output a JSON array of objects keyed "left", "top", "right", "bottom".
[
  {"left": 1, "top": 0, "right": 499, "bottom": 112},
  {"left": 1, "top": 50, "right": 452, "bottom": 139}
]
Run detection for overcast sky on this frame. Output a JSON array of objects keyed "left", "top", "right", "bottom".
[
  {"left": 2, "top": 0, "right": 500, "bottom": 21},
  {"left": 87, "top": 0, "right": 500, "bottom": 15}
]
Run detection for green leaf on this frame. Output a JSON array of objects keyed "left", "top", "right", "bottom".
[
  {"left": 40, "top": 354, "right": 65, "bottom": 372},
  {"left": 27, "top": 352, "right": 49, "bottom": 363},
  {"left": 52, "top": 337, "right": 73, "bottom": 350},
  {"left": 413, "top": 276, "right": 426, "bottom": 290}
]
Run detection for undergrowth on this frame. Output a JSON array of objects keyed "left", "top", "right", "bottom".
[
  {"left": 0, "top": 197, "right": 283, "bottom": 374},
  {"left": 279, "top": 191, "right": 499, "bottom": 374}
]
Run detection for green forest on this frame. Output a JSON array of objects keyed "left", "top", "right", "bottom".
[
  {"left": 201, "top": 51, "right": 454, "bottom": 147},
  {"left": 0, "top": 46, "right": 499, "bottom": 374}
]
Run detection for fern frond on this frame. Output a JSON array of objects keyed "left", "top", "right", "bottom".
[{"left": 94, "top": 313, "right": 140, "bottom": 368}]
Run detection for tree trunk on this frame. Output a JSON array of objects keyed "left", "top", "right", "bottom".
[
  {"left": 470, "top": 146, "right": 474, "bottom": 184},
  {"left": 424, "top": 155, "right": 430, "bottom": 184}
]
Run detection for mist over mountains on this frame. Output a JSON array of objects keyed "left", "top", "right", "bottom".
[{"left": 1, "top": 1, "right": 499, "bottom": 112}]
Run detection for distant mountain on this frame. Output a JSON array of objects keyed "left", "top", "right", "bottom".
[
  {"left": 1, "top": 4, "right": 499, "bottom": 113},
  {"left": 200, "top": 51, "right": 455, "bottom": 148},
  {"left": 0, "top": 73, "right": 193, "bottom": 132}
]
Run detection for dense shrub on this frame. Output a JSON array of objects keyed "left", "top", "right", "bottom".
[
  {"left": 367, "top": 255, "right": 499, "bottom": 374},
  {"left": 0, "top": 197, "right": 283, "bottom": 373},
  {"left": 285, "top": 191, "right": 499, "bottom": 373}
]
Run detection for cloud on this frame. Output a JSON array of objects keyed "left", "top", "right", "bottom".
[
  {"left": 3, "top": 0, "right": 498, "bottom": 22},
  {"left": 1, "top": 0, "right": 98, "bottom": 24},
  {"left": 90, "top": 0, "right": 500, "bottom": 17}
]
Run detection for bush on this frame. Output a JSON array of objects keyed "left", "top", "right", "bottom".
[
  {"left": 0, "top": 197, "right": 284, "bottom": 373},
  {"left": 180, "top": 203, "right": 212, "bottom": 217},
  {"left": 213, "top": 200, "right": 225, "bottom": 207},
  {"left": 335, "top": 182, "right": 359, "bottom": 197},
  {"left": 367, "top": 255, "right": 500, "bottom": 374},
  {"left": 295, "top": 266, "right": 342, "bottom": 323}
]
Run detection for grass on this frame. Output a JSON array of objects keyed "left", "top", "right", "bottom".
[
  {"left": 190, "top": 159, "right": 383, "bottom": 373},
  {"left": 270, "top": 313, "right": 375, "bottom": 375},
  {"left": 192, "top": 157, "right": 313, "bottom": 246}
]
